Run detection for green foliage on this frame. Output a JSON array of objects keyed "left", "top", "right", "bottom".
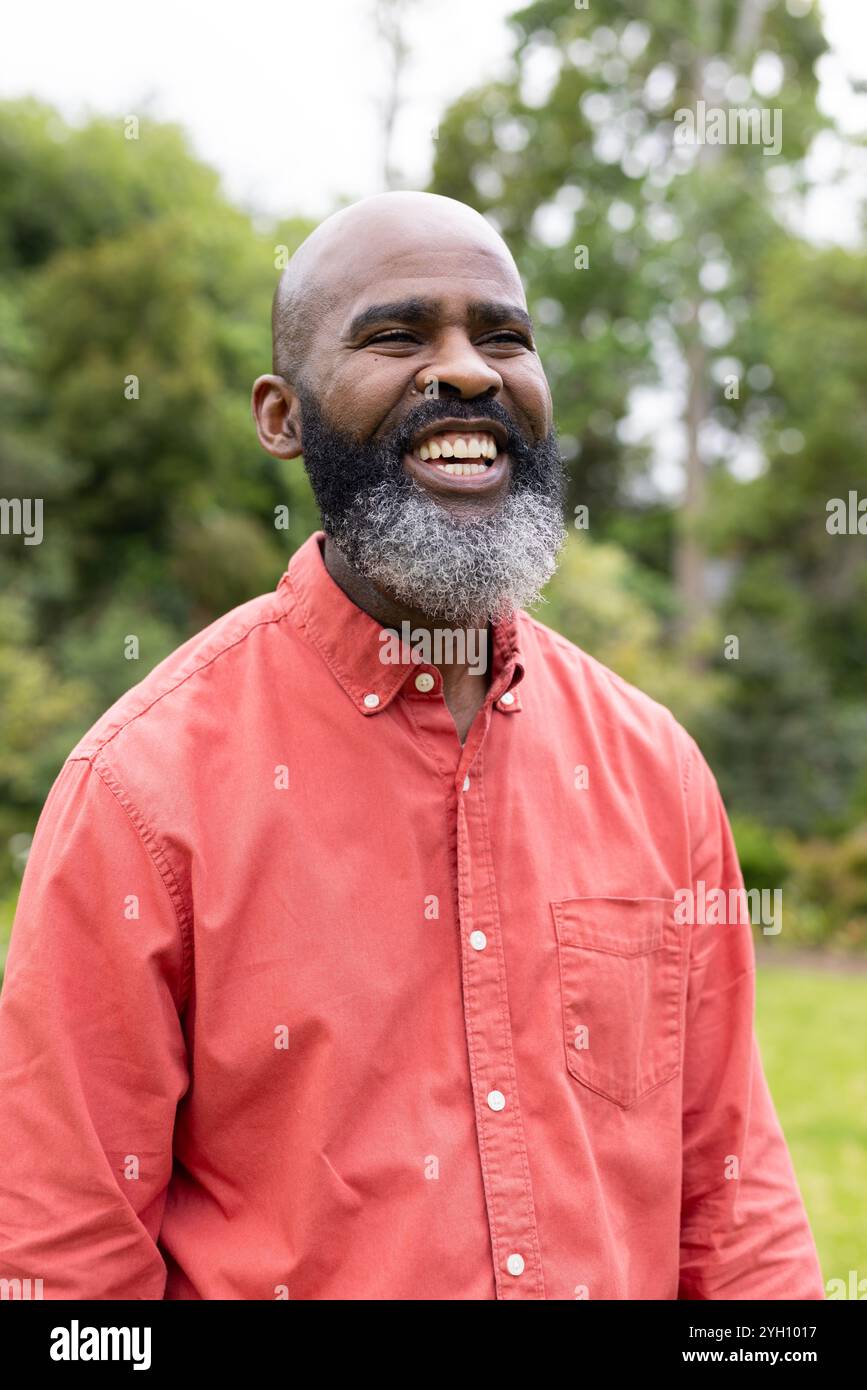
[
  {"left": 0, "top": 101, "right": 222, "bottom": 271},
  {"left": 730, "top": 813, "right": 795, "bottom": 891},
  {"left": 0, "top": 595, "right": 90, "bottom": 805},
  {"left": 786, "top": 825, "right": 867, "bottom": 954},
  {"left": 430, "top": 0, "right": 826, "bottom": 520},
  {"left": 0, "top": 98, "right": 322, "bottom": 904},
  {"left": 540, "top": 531, "right": 724, "bottom": 729},
  {"left": 694, "top": 614, "right": 867, "bottom": 835}
]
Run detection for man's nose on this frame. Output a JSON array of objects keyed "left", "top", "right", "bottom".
[{"left": 412, "top": 333, "right": 503, "bottom": 400}]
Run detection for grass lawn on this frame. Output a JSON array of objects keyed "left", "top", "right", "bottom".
[{"left": 755, "top": 964, "right": 867, "bottom": 1293}]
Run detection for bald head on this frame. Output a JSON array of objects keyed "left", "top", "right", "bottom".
[{"left": 271, "top": 191, "right": 523, "bottom": 384}]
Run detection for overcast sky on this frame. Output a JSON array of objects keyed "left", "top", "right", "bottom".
[{"left": 3, "top": 0, "right": 865, "bottom": 232}]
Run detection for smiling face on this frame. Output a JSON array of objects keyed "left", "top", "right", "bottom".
[{"left": 253, "top": 192, "right": 566, "bottom": 624}]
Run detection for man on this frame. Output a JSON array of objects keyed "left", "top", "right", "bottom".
[{"left": 0, "top": 192, "right": 823, "bottom": 1300}]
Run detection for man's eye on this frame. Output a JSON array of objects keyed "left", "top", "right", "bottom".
[
  {"left": 367, "top": 330, "right": 418, "bottom": 345},
  {"left": 364, "top": 329, "right": 533, "bottom": 350},
  {"left": 485, "top": 331, "right": 532, "bottom": 346}
]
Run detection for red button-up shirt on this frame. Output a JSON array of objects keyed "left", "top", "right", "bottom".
[{"left": 0, "top": 531, "right": 824, "bottom": 1300}]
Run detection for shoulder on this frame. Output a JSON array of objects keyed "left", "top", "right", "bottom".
[
  {"left": 67, "top": 583, "right": 293, "bottom": 765},
  {"left": 517, "top": 610, "right": 703, "bottom": 789}
]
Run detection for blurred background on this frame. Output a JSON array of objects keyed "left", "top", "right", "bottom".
[{"left": 1, "top": 0, "right": 865, "bottom": 1290}]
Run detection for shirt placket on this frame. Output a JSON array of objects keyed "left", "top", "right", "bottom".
[{"left": 405, "top": 667, "right": 545, "bottom": 1299}]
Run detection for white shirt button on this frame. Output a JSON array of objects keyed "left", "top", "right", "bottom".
[
  {"left": 363, "top": 693, "right": 380, "bottom": 708},
  {"left": 462, "top": 775, "right": 471, "bottom": 792},
  {"left": 469, "top": 930, "right": 487, "bottom": 951},
  {"left": 414, "top": 671, "right": 435, "bottom": 693},
  {"left": 499, "top": 690, "right": 515, "bottom": 706},
  {"left": 487, "top": 1090, "right": 506, "bottom": 1112},
  {"left": 506, "top": 1253, "right": 525, "bottom": 1277}
]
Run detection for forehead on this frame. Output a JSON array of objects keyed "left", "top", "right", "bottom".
[{"left": 320, "top": 216, "right": 526, "bottom": 328}]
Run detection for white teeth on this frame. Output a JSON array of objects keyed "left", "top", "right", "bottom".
[
  {"left": 413, "top": 433, "right": 499, "bottom": 469},
  {"left": 436, "top": 462, "right": 488, "bottom": 476}
]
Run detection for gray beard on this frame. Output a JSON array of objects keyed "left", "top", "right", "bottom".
[{"left": 330, "top": 481, "right": 567, "bottom": 627}]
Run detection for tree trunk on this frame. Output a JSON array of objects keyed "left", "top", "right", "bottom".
[{"left": 674, "top": 0, "right": 764, "bottom": 645}]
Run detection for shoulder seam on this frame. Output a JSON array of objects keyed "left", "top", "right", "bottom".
[
  {"left": 522, "top": 613, "right": 576, "bottom": 654},
  {"left": 682, "top": 730, "right": 698, "bottom": 798},
  {"left": 524, "top": 612, "right": 682, "bottom": 725},
  {"left": 79, "top": 604, "right": 290, "bottom": 760}
]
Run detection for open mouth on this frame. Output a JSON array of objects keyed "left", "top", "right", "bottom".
[
  {"left": 412, "top": 430, "right": 500, "bottom": 477},
  {"left": 403, "top": 420, "right": 511, "bottom": 497}
]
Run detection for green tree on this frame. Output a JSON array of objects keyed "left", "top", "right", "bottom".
[
  {"left": 430, "top": 0, "right": 827, "bottom": 631},
  {"left": 0, "top": 100, "right": 319, "bottom": 836}
]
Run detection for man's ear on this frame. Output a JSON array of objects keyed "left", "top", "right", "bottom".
[{"left": 251, "top": 375, "right": 304, "bottom": 459}]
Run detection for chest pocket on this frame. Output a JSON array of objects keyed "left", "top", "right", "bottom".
[{"left": 551, "top": 896, "right": 684, "bottom": 1109}]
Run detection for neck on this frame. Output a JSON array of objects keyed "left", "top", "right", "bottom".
[{"left": 322, "top": 533, "right": 492, "bottom": 742}]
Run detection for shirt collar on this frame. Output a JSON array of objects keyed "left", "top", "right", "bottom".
[{"left": 279, "top": 532, "right": 525, "bottom": 716}]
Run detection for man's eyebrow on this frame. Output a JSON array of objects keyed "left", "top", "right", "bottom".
[
  {"left": 345, "top": 299, "right": 438, "bottom": 339},
  {"left": 468, "top": 300, "right": 535, "bottom": 335},
  {"left": 344, "top": 297, "right": 535, "bottom": 340}
]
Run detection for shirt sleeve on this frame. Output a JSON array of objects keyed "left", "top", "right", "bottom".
[
  {"left": 677, "top": 735, "right": 825, "bottom": 1300},
  {"left": 0, "top": 755, "right": 190, "bottom": 1299}
]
